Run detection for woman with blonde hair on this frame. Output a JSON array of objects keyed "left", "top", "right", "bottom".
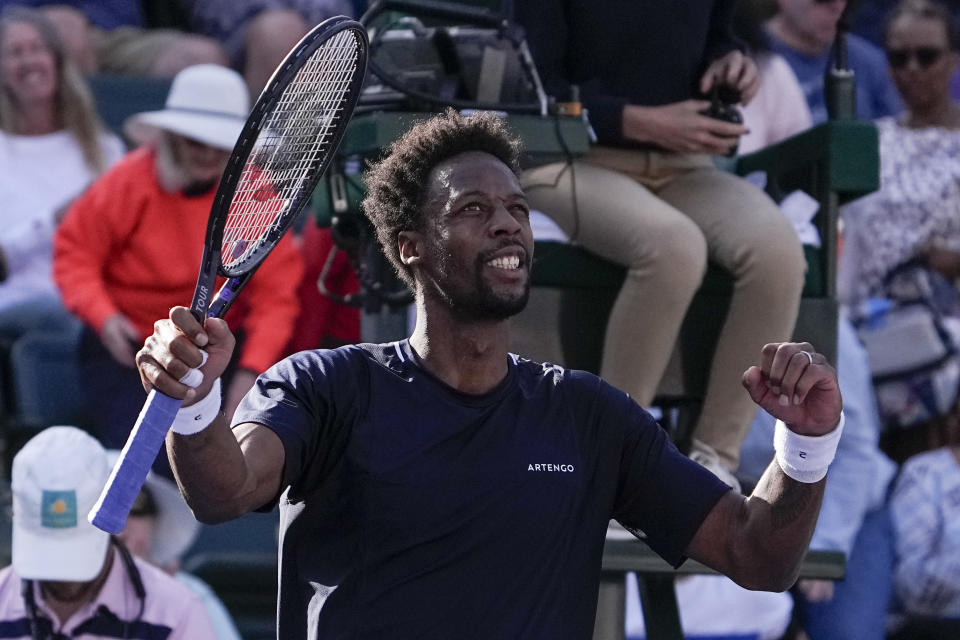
[{"left": 0, "top": 5, "right": 123, "bottom": 336}]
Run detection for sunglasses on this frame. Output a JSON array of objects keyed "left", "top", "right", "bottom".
[{"left": 886, "top": 47, "right": 945, "bottom": 69}]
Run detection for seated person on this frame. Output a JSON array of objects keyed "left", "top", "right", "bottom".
[
  {"left": 109, "top": 451, "right": 243, "bottom": 640},
  {"left": 53, "top": 64, "right": 303, "bottom": 476},
  {"left": 733, "top": 0, "right": 814, "bottom": 153},
  {"left": 0, "top": 426, "right": 216, "bottom": 637},
  {"left": 889, "top": 429, "right": 960, "bottom": 638},
  {"left": 184, "top": 0, "right": 355, "bottom": 93},
  {"left": 284, "top": 218, "right": 361, "bottom": 354},
  {"left": 765, "top": 0, "right": 902, "bottom": 122},
  {"left": 839, "top": 0, "right": 960, "bottom": 444},
  {"left": 516, "top": 0, "right": 807, "bottom": 489},
  {"left": 15, "top": 0, "right": 229, "bottom": 76},
  {"left": 0, "top": 6, "right": 124, "bottom": 347}
]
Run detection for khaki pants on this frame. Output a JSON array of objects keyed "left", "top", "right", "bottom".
[{"left": 521, "top": 147, "right": 806, "bottom": 469}]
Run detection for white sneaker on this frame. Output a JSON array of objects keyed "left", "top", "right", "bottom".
[{"left": 689, "top": 440, "right": 742, "bottom": 494}]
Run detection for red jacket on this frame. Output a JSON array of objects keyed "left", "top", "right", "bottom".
[{"left": 54, "top": 147, "right": 304, "bottom": 373}]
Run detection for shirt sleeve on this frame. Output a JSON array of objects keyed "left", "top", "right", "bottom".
[
  {"left": 593, "top": 380, "right": 730, "bottom": 567},
  {"left": 232, "top": 346, "right": 368, "bottom": 507},
  {"left": 761, "top": 54, "right": 813, "bottom": 144},
  {"left": 53, "top": 159, "right": 140, "bottom": 332}
]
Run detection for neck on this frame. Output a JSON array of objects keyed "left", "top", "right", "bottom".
[
  {"left": 767, "top": 16, "right": 832, "bottom": 57},
  {"left": 905, "top": 100, "right": 960, "bottom": 129},
  {"left": 409, "top": 298, "right": 512, "bottom": 395},
  {"left": 38, "top": 547, "right": 113, "bottom": 626},
  {"left": 13, "top": 101, "right": 59, "bottom": 136}
]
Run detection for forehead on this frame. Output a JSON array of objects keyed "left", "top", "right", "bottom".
[
  {"left": 1, "top": 21, "right": 44, "bottom": 46},
  {"left": 425, "top": 151, "right": 522, "bottom": 205},
  {"left": 887, "top": 15, "right": 950, "bottom": 47}
]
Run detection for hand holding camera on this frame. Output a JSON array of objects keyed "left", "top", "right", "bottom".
[
  {"left": 621, "top": 93, "right": 748, "bottom": 156},
  {"left": 699, "top": 84, "right": 744, "bottom": 157}
]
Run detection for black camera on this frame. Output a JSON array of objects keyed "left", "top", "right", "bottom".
[{"left": 700, "top": 85, "right": 743, "bottom": 156}]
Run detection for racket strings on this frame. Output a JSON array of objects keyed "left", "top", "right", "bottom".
[{"left": 221, "top": 28, "right": 361, "bottom": 271}]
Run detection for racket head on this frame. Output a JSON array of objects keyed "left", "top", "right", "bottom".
[{"left": 200, "top": 17, "right": 368, "bottom": 296}]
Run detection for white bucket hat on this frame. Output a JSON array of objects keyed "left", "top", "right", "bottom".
[
  {"left": 124, "top": 63, "right": 249, "bottom": 151},
  {"left": 105, "top": 451, "right": 200, "bottom": 568},
  {"left": 11, "top": 426, "right": 111, "bottom": 582}
]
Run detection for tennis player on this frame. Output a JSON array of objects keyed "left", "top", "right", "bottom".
[{"left": 136, "top": 110, "right": 844, "bottom": 639}]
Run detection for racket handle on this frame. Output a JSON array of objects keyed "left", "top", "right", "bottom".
[{"left": 88, "top": 389, "right": 184, "bottom": 533}]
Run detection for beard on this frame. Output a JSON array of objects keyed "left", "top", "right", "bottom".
[{"left": 430, "top": 242, "right": 530, "bottom": 322}]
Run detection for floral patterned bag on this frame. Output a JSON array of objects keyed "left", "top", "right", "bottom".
[{"left": 854, "top": 264, "right": 960, "bottom": 430}]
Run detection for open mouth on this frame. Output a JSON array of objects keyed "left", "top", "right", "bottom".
[{"left": 486, "top": 254, "right": 522, "bottom": 270}]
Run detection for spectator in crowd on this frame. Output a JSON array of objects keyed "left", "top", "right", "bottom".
[
  {"left": 135, "top": 109, "right": 845, "bottom": 639},
  {"left": 53, "top": 64, "right": 302, "bottom": 476},
  {"left": 840, "top": 0, "right": 960, "bottom": 305},
  {"left": 888, "top": 416, "right": 960, "bottom": 638},
  {"left": 0, "top": 6, "right": 123, "bottom": 345},
  {"left": 838, "top": 0, "right": 960, "bottom": 449},
  {"left": 0, "top": 426, "right": 217, "bottom": 638},
  {"left": 184, "top": 0, "right": 354, "bottom": 94},
  {"left": 107, "top": 451, "right": 243, "bottom": 640},
  {"left": 284, "top": 218, "right": 361, "bottom": 355},
  {"left": 516, "top": 0, "right": 807, "bottom": 490},
  {"left": 733, "top": 0, "right": 814, "bottom": 153},
  {"left": 765, "top": 0, "right": 903, "bottom": 122},
  {"left": 1, "top": 1, "right": 229, "bottom": 77}
]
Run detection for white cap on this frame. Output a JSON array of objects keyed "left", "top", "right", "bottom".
[
  {"left": 104, "top": 451, "right": 200, "bottom": 567},
  {"left": 11, "top": 427, "right": 111, "bottom": 582},
  {"left": 124, "top": 64, "right": 249, "bottom": 151}
]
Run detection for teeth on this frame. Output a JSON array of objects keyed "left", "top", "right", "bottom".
[{"left": 487, "top": 255, "right": 520, "bottom": 270}]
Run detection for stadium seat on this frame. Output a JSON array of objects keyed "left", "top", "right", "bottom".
[
  {"left": 1, "top": 331, "right": 87, "bottom": 469},
  {"left": 87, "top": 74, "right": 171, "bottom": 140}
]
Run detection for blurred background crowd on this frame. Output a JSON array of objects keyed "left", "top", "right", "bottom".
[{"left": 0, "top": 0, "right": 957, "bottom": 639}]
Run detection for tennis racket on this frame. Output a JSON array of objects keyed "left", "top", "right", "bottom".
[{"left": 89, "top": 16, "right": 368, "bottom": 534}]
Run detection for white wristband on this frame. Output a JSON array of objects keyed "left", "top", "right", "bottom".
[
  {"left": 171, "top": 378, "right": 222, "bottom": 435},
  {"left": 773, "top": 411, "right": 845, "bottom": 483}
]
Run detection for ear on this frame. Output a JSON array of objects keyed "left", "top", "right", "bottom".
[{"left": 398, "top": 230, "right": 423, "bottom": 267}]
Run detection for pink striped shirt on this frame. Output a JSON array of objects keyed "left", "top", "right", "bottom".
[{"left": 0, "top": 548, "right": 216, "bottom": 639}]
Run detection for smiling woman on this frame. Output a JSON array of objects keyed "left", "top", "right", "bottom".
[
  {"left": 0, "top": 6, "right": 124, "bottom": 361},
  {"left": 839, "top": 0, "right": 960, "bottom": 436}
]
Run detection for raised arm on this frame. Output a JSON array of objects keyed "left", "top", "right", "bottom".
[
  {"left": 136, "top": 306, "right": 285, "bottom": 523},
  {"left": 686, "top": 342, "right": 843, "bottom": 591}
]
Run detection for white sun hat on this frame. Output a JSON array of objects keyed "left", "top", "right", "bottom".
[
  {"left": 11, "top": 426, "right": 111, "bottom": 582},
  {"left": 124, "top": 63, "right": 249, "bottom": 151},
  {"left": 104, "top": 451, "right": 200, "bottom": 568}
]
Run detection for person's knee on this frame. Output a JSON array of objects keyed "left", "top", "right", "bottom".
[
  {"left": 40, "top": 6, "right": 98, "bottom": 73},
  {"left": 630, "top": 215, "right": 708, "bottom": 291},
  {"left": 245, "top": 8, "right": 309, "bottom": 46},
  {"left": 243, "top": 9, "right": 309, "bottom": 93},
  {"left": 735, "top": 215, "right": 807, "bottom": 296},
  {"left": 150, "top": 34, "right": 229, "bottom": 77}
]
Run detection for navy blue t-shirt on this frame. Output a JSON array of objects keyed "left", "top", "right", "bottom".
[{"left": 234, "top": 340, "right": 729, "bottom": 639}]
